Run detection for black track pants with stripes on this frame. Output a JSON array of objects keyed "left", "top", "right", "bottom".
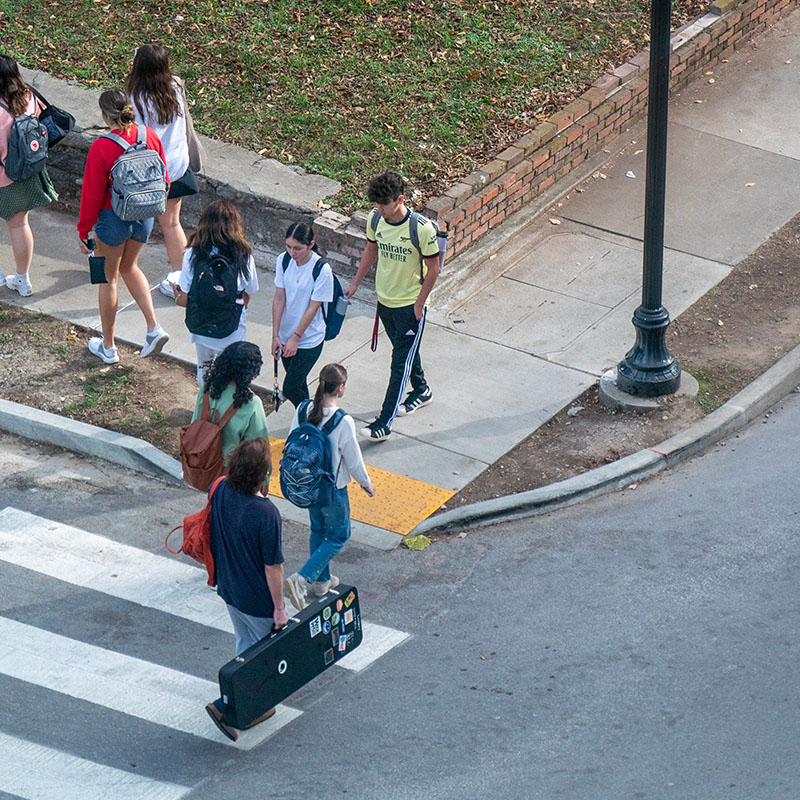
[{"left": 376, "top": 302, "right": 429, "bottom": 428}]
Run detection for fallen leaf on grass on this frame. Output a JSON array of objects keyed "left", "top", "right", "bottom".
[{"left": 549, "top": 218, "right": 561, "bottom": 225}]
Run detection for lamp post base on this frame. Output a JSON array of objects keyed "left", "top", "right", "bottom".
[{"left": 616, "top": 305, "right": 681, "bottom": 397}]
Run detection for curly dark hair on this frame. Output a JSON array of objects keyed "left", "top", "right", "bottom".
[
  {"left": 367, "top": 171, "right": 406, "bottom": 204},
  {"left": 203, "top": 341, "right": 262, "bottom": 408},
  {"left": 227, "top": 437, "right": 271, "bottom": 495}
]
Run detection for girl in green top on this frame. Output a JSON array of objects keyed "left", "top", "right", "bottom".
[{"left": 191, "top": 341, "right": 269, "bottom": 461}]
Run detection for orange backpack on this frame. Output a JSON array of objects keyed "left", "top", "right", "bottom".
[
  {"left": 180, "top": 392, "right": 237, "bottom": 491},
  {"left": 165, "top": 475, "right": 225, "bottom": 586}
]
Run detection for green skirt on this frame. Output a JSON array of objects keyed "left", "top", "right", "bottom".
[{"left": 0, "top": 169, "right": 58, "bottom": 221}]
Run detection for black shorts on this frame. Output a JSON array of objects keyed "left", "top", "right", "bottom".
[{"left": 168, "top": 165, "right": 199, "bottom": 199}]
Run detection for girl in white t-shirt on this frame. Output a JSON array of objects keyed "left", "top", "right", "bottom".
[
  {"left": 174, "top": 201, "right": 259, "bottom": 384},
  {"left": 271, "top": 222, "right": 334, "bottom": 408},
  {"left": 127, "top": 44, "right": 202, "bottom": 284}
]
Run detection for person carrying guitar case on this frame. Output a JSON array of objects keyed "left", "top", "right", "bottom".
[{"left": 204, "top": 437, "right": 287, "bottom": 742}]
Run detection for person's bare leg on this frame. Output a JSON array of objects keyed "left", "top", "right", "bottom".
[
  {"left": 118, "top": 239, "right": 158, "bottom": 331},
  {"left": 7, "top": 211, "right": 33, "bottom": 275},
  {"left": 158, "top": 198, "right": 187, "bottom": 272},
  {"left": 94, "top": 239, "right": 125, "bottom": 348}
]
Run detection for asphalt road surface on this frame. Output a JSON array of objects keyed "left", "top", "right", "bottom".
[{"left": 0, "top": 392, "right": 798, "bottom": 799}]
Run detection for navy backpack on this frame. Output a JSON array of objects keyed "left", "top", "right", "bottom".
[
  {"left": 280, "top": 400, "right": 345, "bottom": 508},
  {"left": 282, "top": 253, "right": 347, "bottom": 341}
]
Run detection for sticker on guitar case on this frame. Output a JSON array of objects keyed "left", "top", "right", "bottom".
[
  {"left": 336, "top": 599, "right": 344, "bottom": 612},
  {"left": 344, "top": 609, "right": 354, "bottom": 625},
  {"left": 344, "top": 591, "right": 355, "bottom": 608},
  {"left": 338, "top": 638, "right": 348, "bottom": 652},
  {"left": 323, "top": 620, "right": 332, "bottom": 634},
  {"left": 309, "top": 616, "right": 322, "bottom": 638},
  {"left": 322, "top": 606, "right": 332, "bottom": 621},
  {"left": 331, "top": 612, "right": 340, "bottom": 627},
  {"left": 324, "top": 648, "right": 334, "bottom": 665}
]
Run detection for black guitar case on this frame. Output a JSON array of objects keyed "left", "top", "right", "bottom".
[{"left": 218, "top": 585, "right": 362, "bottom": 728}]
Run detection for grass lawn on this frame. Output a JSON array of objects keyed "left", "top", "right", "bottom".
[{"left": 1, "top": 0, "right": 703, "bottom": 210}]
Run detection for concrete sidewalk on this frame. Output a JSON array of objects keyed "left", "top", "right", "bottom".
[{"left": 2, "top": 11, "right": 799, "bottom": 542}]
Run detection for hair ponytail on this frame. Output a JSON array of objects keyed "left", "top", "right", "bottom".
[
  {"left": 98, "top": 89, "right": 136, "bottom": 130},
  {"left": 306, "top": 363, "right": 347, "bottom": 425}
]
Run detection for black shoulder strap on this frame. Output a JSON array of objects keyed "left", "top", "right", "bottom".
[
  {"left": 369, "top": 209, "right": 381, "bottom": 235},
  {"left": 311, "top": 257, "right": 327, "bottom": 282},
  {"left": 321, "top": 408, "right": 345, "bottom": 434},
  {"left": 282, "top": 252, "right": 291, "bottom": 271},
  {"left": 298, "top": 399, "right": 310, "bottom": 424}
]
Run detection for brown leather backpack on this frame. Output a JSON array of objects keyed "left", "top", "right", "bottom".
[{"left": 180, "top": 392, "right": 238, "bottom": 491}]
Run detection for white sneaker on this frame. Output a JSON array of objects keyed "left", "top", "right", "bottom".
[
  {"left": 88, "top": 336, "right": 119, "bottom": 364},
  {"left": 311, "top": 575, "right": 340, "bottom": 597},
  {"left": 5, "top": 273, "right": 32, "bottom": 297},
  {"left": 158, "top": 278, "right": 175, "bottom": 299},
  {"left": 140, "top": 325, "right": 169, "bottom": 358},
  {"left": 285, "top": 572, "right": 309, "bottom": 611}
]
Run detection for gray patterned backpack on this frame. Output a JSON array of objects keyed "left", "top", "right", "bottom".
[{"left": 102, "top": 126, "right": 167, "bottom": 221}]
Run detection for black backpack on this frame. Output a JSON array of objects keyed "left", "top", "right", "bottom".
[{"left": 185, "top": 251, "right": 244, "bottom": 339}]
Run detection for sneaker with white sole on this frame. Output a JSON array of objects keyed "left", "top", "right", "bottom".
[
  {"left": 397, "top": 388, "right": 432, "bottom": 416},
  {"left": 285, "top": 572, "right": 309, "bottom": 611},
  {"left": 5, "top": 273, "right": 32, "bottom": 297},
  {"left": 88, "top": 336, "right": 119, "bottom": 364},
  {"left": 140, "top": 325, "right": 169, "bottom": 358},
  {"left": 311, "top": 575, "right": 340, "bottom": 597},
  {"left": 359, "top": 422, "right": 391, "bottom": 442},
  {"left": 158, "top": 278, "right": 175, "bottom": 299}
]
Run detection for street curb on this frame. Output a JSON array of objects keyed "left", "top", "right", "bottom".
[
  {"left": 412, "top": 343, "right": 800, "bottom": 535},
  {"left": 0, "top": 398, "right": 183, "bottom": 485}
]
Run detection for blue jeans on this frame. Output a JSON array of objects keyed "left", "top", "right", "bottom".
[
  {"left": 95, "top": 208, "right": 154, "bottom": 246},
  {"left": 299, "top": 486, "right": 351, "bottom": 583}
]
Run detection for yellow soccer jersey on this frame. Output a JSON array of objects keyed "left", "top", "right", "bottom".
[{"left": 368, "top": 210, "right": 439, "bottom": 308}]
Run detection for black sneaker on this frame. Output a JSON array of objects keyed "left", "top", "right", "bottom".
[
  {"left": 397, "top": 388, "right": 433, "bottom": 416},
  {"left": 359, "top": 422, "right": 391, "bottom": 442}
]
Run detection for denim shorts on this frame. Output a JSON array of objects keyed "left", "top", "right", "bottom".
[{"left": 94, "top": 208, "right": 154, "bottom": 247}]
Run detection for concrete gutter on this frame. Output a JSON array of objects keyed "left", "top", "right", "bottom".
[
  {"left": 2, "top": 342, "right": 800, "bottom": 541},
  {"left": 0, "top": 398, "right": 183, "bottom": 484},
  {"left": 413, "top": 343, "right": 800, "bottom": 535}
]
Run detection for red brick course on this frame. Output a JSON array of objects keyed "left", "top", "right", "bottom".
[{"left": 316, "top": 0, "right": 799, "bottom": 276}]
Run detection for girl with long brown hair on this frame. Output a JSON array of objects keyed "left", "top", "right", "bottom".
[
  {"left": 126, "top": 43, "right": 201, "bottom": 284},
  {"left": 174, "top": 200, "right": 259, "bottom": 383},
  {"left": 284, "top": 363, "right": 375, "bottom": 611},
  {"left": 0, "top": 53, "right": 58, "bottom": 297}
]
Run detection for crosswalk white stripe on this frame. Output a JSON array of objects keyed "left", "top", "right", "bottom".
[
  {"left": 0, "top": 507, "right": 409, "bottom": 672},
  {"left": 0, "top": 506, "right": 231, "bottom": 632},
  {"left": 0, "top": 616, "right": 301, "bottom": 750},
  {"left": 0, "top": 732, "right": 190, "bottom": 800}
]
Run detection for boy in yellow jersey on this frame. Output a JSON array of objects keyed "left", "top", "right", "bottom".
[{"left": 344, "top": 172, "right": 440, "bottom": 442}]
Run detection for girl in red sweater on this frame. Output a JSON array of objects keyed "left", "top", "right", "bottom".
[{"left": 78, "top": 89, "right": 170, "bottom": 364}]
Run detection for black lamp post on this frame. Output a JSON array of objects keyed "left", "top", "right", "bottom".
[{"left": 616, "top": 0, "right": 681, "bottom": 396}]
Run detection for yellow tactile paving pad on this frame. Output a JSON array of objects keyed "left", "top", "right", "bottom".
[{"left": 267, "top": 438, "right": 454, "bottom": 536}]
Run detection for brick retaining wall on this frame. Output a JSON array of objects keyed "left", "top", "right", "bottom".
[{"left": 313, "top": 0, "right": 800, "bottom": 288}]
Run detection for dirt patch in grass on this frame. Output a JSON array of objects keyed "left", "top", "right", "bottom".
[
  {"left": 445, "top": 210, "right": 800, "bottom": 509},
  {"left": 0, "top": 311, "right": 275, "bottom": 457},
  {"left": 2, "top": 212, "right": 799, "bottom": 505},
  {"left": 1, "top": 0, "right": 706, "bottom": 210}
]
